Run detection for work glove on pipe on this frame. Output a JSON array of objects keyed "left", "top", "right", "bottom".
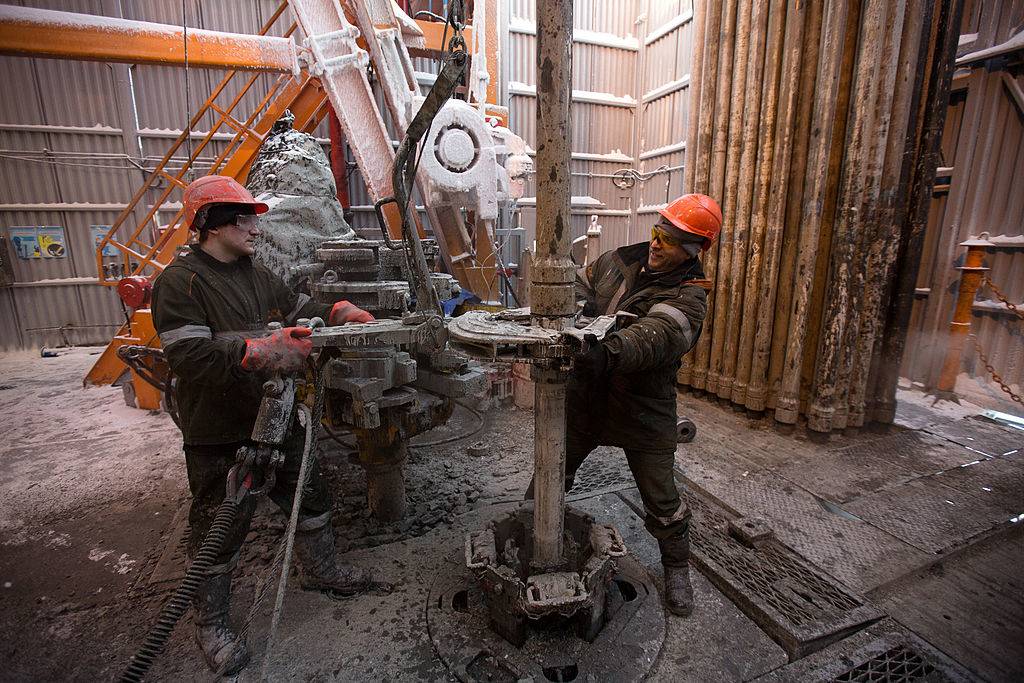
[
  {"left": 329, "top": 300, "right": 375, "bottom": 325},
  {"left": 241, "top": 326, "right": 312, "bottom": 374},
  {"left": 573, "top": 341, "right": 612, "bottom": 386}
]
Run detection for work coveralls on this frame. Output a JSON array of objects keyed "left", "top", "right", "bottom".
[
  {"left": 151, "top": 244, "right": 334, "bottom": 568},
  {"left": 569, "top": 242, "right": 708, "bottom": 566}
]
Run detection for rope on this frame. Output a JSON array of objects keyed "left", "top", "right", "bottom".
[{"left": 258, "top": 401, "right": 317, "bottom": 680}]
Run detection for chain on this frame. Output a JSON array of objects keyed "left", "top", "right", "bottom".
[
  {"left": 969, "top": 333, "right": 1023, "bottom": 406},
  {"left": 983, "top": 275, "right": 1024, "bottom": 320}
]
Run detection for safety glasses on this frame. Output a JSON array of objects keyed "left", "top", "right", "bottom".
[
  {"left": 234, "top": 213, "right": 260, "bottom": 231},
  {"left": 651, "top": 225, "right": 684, "bottom": 248}
]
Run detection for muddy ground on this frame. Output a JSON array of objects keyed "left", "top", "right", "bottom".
[{"left": 1, "top": 347, "right": 1021, "bottom": 681}]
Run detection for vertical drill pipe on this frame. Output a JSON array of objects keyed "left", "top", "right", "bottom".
[
  {"left": 775, "top": 0, "right": 861, "bottom": 421},
  {"left": 734, "top": 0, "right": 788, "bottom": 408},
  {"left": 807, "top": 0, "right": 886, "bottom": 432},
  {"left": 869, "top": 0, "right": 964, "bottom": 421},
  {"left": 765, "top": 0, "right": 824, "bottom": 410},
  {"left": 531, "top": 0, "right": 574, "bottom": 570},
  {"left": 830, "top": 0, "right": 895, "bottom": 430},
  {"left": 693, "top": 0, "right": 738, "bottom": 393},
  {"left": 709, "top": 0, "right": 752, "bottom": 400},
  {"left": 747, "top": 0, "right": 808, "bottom": 410},
  {"left": 682, "top": 0, "right": 707, "bottom": 195},
  {"left": 846, "top": 0, "right": 909, "bottom": 427},
  {"left": 678, "top": 0, "right": 710, "bottom": 387},
  {"left": 936, "top": 242, "right": 989, "bottom": 393},
  {"left": 685, "top": 0, "right": 724, "bottom": 390},
  {"left": 722, "top": 0, "right": 771, "bottom": 404}
]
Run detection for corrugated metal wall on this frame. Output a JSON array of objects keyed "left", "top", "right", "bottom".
[
  {"left": 902, "top": 0, "right": 1024, "bottom": 395},
  {"left": 0, "top": 0, "right": 290, "bottom": 350}
]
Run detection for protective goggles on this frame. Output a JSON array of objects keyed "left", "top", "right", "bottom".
[
  {"left": 233, "top": 213, "right": 260, "bottom": 230},
  {"left": 650, "top": 225, "right": 685, "bottom": 248}
]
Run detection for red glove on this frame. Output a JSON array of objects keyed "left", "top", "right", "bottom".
[
  {"left": 329, "top": 300, "right": 375, "bottom": 325},
  {"left": 241, "top": 326, "right": 312, "bottom": 374}
]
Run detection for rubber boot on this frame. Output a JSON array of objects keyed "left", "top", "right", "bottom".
[
  {"left": 293, "top": 522, "right": 372, "bottom": 596},
  {"left": 659, "top": 534, "right": 694, "bottom": 617},
  {"left": 193, "top": 569, "right": 250, "bottom": 676}
]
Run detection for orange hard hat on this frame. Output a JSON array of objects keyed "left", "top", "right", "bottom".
[
  {"left": 181, "top": 175, "right": 268, "bottom": 231},
  {"left": 657, "top": 193, "right": 723, "bottom": 251}
]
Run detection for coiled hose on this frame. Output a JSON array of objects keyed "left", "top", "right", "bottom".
[{"left": 120, "top": 496, "right": 241, "bottom": 683}]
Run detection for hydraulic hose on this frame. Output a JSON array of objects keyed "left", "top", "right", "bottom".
[{"left": 120, "top": 495, "right": 242, "bottom": 683}]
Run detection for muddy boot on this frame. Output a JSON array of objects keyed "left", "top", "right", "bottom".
[
  {"left": 659, "top": 534, "right": 694, "bottom": 617},
  {"left": 193, "top": 569, "right": 250, "bottom": 676},
  {"left": 293, "top": 519, "right": 372, "bottom": 596}
]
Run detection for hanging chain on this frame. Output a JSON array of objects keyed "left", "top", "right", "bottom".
[
  {"left": 446, "top": 0, "right": 468, "bottom": 56},
  {"left": 982, "top": 274, "right": 1024, "bottom": 320},
  {"left": 968, "top": 333, "right": 1023, "bottom": 406}
]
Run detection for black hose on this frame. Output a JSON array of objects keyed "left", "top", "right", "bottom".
[{"left": 120, "top": 496, "right": 241, "bottom": 682}]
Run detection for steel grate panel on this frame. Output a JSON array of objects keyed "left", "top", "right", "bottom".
[
  {"left": 688, "top": 493, "right": 861, "bottom": 627},
  {"left": 832, "top": 645, "right": 941, "bottom": 682},
  {"left": 681, "top": 488, "right": 883, "bottom": 660}
]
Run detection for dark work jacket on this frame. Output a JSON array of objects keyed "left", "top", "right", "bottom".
[
  {"left": 571, "top": 242, "right": 708, "bottom": 451},
  {"left": 151, "top": 245, "right": 329, "bottom": 446}
]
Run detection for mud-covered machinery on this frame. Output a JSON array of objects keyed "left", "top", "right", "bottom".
[{"left": 288, "top": 236, "right": 487, "bottom": 523}]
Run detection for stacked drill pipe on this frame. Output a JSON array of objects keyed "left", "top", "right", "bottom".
[{"left": 679, "top": 0, "right": 964, "bottom": 431}]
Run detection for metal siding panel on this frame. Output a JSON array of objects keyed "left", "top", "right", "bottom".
[
  {"left": 46, "top": 132, "right": 137, "bottom": 204},
  {"left": 0, "top": 287, "right": 24, "bottom": 350},
  {"left": 0, "top": 58, "right": 46, "bottom": 125},
  {"left": 0, "top": 130, "right": 62, "bottom": 203}
]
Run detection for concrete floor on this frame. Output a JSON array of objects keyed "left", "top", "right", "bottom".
[{"left": 0, "top": 347, "right": 1021, "bottom": 681}]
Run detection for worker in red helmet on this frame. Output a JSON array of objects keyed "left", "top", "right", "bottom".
[
  {"left": 527, "top": 192, "right": 722, "bottom": 618},
  {"left": 151, "top": 175, "right": 375, "bottom": 675}
]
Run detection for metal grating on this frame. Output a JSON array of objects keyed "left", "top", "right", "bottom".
[
  {"left": 683, "top": 489, "right": 883, "bottom": 660},
  {"left": 689, "top": 493, "right": 861, "bottom": 625},
  {"left": 832, "top": 645, "right": 942, "bottom": 682}
]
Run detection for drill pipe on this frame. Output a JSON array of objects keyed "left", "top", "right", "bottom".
[{"left": 531, "top": 0, "right": 574, "bottom": 570}]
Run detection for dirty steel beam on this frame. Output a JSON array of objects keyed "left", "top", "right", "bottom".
[
  {"left": 0, "top": 5, "right": 299, "bottom": 73},
  {"left": 531, "top": 0, "right": 574, "bottom": 571}
]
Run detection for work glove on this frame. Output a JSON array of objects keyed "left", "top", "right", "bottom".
[
  {"left": 329, "top": 300, "right": 375, "bottom": 325},
  {"left": 573, "top": 341, "right": 611, "bottom": 385},
  {"left": 241, "top": 326, "right": 313, "bottom": 374}
]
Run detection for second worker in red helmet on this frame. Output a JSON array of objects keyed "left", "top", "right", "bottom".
[{"left": 526, "top": 192, "right": 723, "bottom": 619}]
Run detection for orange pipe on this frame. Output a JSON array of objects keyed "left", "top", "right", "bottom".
[
  {"left": 0, "top": 5, "right": 298, "bottom": 73},
  {"left": 936, "top": 239, "right": 990, "bottom": 393}
]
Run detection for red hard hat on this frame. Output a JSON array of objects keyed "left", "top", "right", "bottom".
[
  {"left": 181, "top": 175, "right": 268, "bottom": 231},
  {"left": 657, "top": 193, "right": 723, "bottom": 251}
]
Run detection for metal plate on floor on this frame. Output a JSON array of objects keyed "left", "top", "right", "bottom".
[
  {"left": 682, "top": 489, "right": 883, "bottom": 661},
  {"left": 146, "top": 502, "right": 190, "bottom": 586},
  {"left": 752, "top": 619, "right": 973, "bottom": 682},
  {"left": 924, "top": 416, "right": 1023, "bottom": 459},
  {"left": 844, "top": 477, "right": 1011, "bottom": 554},
  {"left": 426, "top": 556, "right": 664, "bottom": 682},
  {"left": 566, "top": 448, "right": 635, "bottom": 502}
]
